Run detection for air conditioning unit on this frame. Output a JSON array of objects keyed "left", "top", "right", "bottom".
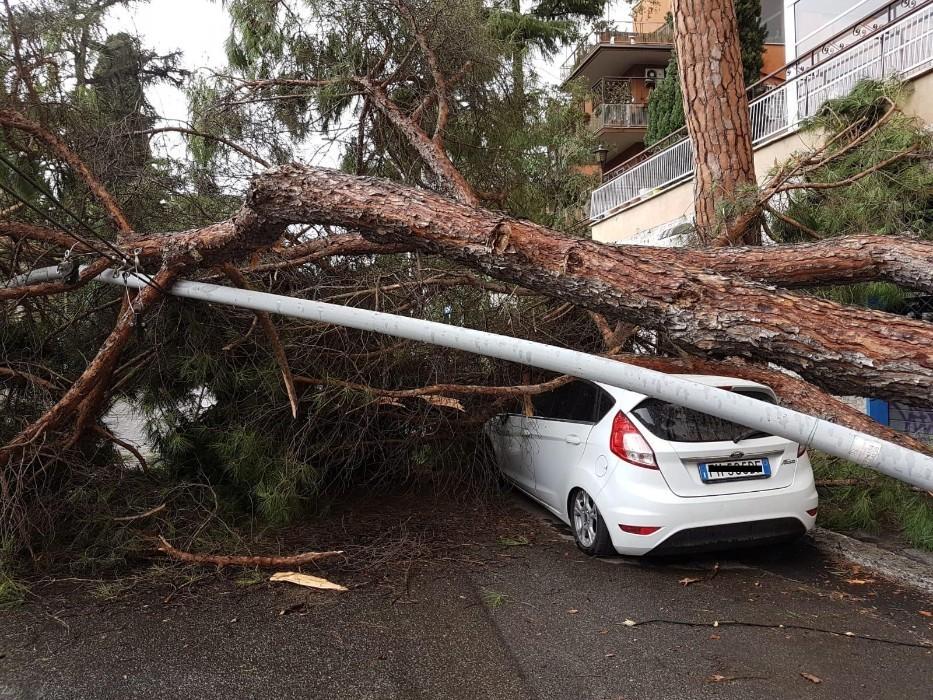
[{"left": 644, "top": 67, "right": 666, "bottom": 85}]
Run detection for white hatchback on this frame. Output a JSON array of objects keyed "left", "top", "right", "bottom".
[{"left": 485, "top": 375, "right": 818, "bottom": 556}]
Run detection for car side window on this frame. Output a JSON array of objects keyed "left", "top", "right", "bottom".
[{"left": 532, "top": 380, "right": 614, "bottom": 423}]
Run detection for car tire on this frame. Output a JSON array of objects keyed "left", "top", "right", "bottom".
[{"left": 569, "top": 488, "right": 614, "bottom": 556}]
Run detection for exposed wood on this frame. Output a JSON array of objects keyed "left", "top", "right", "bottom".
[
  {"left": 156, "top": 536, "right": 343, "bottom": 568},
  {"left": 269, "top": 571, "right": 347, "bottom": 591},
  {"left": 246, "top": 165, "right": 933, "bottom": 405}
]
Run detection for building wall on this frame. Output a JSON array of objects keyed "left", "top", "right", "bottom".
[
  {"left": 632, "top": 0, "right": 672, "bottom": 27},
  {"left": 761, "top": 43, "right": 786, "bottom": 81},
  {"left": 591, "top": 69, "right": 933, "bottom": 244}
]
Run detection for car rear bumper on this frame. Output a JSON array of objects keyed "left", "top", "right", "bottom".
[
  {"left": 646, "top": 517, "right": 807, "bottom": 556},
  {"left": 598, "top": 463, "right": 818, "bottom": 556}
]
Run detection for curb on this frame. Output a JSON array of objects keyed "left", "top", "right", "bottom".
[{"left": 812, "top": 527, "right": 933, "bottom": 596}]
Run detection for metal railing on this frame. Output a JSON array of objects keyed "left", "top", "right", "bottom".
[
  {"left": 589, "top": 0, "right": 933, "bottom": 221},
  {"left": 561, "top": 22, "right": 673, "bottom": 81},
  {"left": 591, "top": 103, "right": 649, "bottom": 131}
]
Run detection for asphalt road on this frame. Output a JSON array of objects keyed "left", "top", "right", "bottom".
[{"left": 2, "top": 492, "right": 931, "bottom": 699}]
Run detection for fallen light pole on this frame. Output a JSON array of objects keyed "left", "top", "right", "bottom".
[{"left": 13, "top": 265, "right": 933, "bottom": 491}]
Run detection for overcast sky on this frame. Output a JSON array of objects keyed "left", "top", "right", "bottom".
[{"left": 104, "top": 0, "right": 631, "bottom": 163}]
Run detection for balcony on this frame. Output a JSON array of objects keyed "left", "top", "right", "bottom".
[
  {"left": 587, "top": 77, "right": 652, "bottom": 157},
  {"left": 562, "top": 22, "right": 673, "bottom": 84},
  {"left": 591, "top": 103, "right": 649, "bottom": 132}
]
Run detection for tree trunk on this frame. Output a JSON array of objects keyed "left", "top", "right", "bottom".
[
  {"left": 7, "top": 225, "right": 933, "bottom": 293},
  {"left": 672, "top": 0, "right": 759, "bottom": 244},
  {"left": 673, "top": 234, "right": 933, "bottom": 293},
  {"left": 248, "top": 165, "right": 933, "bottom": 404}
]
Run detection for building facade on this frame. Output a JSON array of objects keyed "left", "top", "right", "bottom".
[{"left": 577, "top": 0, "right": 933, "bottom": 246}]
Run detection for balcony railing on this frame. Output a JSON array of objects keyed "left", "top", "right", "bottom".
[
  {"left": 561, "top": 22, "right": 673, "bottom": 81},
  {"left": 591, "top": 103, "right": 649, "bottom": 131},
  {"left": 589, "top": 0, "right": 933, "bottom": 222}
]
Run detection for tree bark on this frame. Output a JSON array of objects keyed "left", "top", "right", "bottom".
[
  {"left": 7, "top": 224, "right": 933, "bottom": 293},
  {"left": 0, "top": 208, "right": 287, "bottom": 471},
  {"left": 355, "top": 77, "right": 479, "bottom": 206},
  {"left": 246, "top": 165, "right": 933, "bottom": 404},
  {"left": 0, "top": 265, "right": 181, "bottom": 478},
  {"left": 672, "top": 0, "right": 759, "bottom": 243},
  {"left": 156, "top": 536, "right": 343, "bottom": 568},
  {"left": 677, "top": 234, "right": 933, "bottom": 293}
]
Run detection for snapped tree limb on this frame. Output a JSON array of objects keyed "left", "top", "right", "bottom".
[{"left": 245, "top": 164, "right": 933, "bottom": 404}]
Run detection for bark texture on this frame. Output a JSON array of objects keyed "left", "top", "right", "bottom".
[
  {"left": 680, "top": 234, "right": 933, "bottom": 293},
  {"left": 0, "top": 206, "right": 287, "bottom": 472},
  {"left": 672, "top": 0, "right": 758, "bottom": 243},
  {"left": 0, "top": 265, "right": 182, "bottom": 476},
  {"left": 246, "top": 165, "right": 933, "bottom": 404},
  {"left": 7, "top": 225, "right": 933, "bottom": 293}
]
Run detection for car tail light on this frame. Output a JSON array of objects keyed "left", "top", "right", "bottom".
[
  {"left": 797, "top": 444, "right": 808, "bottom": 458},
  {"left": 610, "top": 411, "right": 658, "bottom": 469},
  {"left": 806, "top": 508, "right": 818, "bottom": 517},
  {"left": 620, "top": 524, "right": 661, "bottom": 535}
]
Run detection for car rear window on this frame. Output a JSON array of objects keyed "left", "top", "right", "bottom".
[{"left": 630, "top": 389, "right": 777, "bottom": 443}]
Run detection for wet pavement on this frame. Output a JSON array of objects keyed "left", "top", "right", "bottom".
[{"left": 1, "top": 492, "right": 931, "bottom": 699}]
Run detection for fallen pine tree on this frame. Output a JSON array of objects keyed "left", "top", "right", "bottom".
[{"left": 2, "top": 0, "right": 931, "bottom": 563}]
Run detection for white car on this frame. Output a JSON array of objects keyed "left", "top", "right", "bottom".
[{"left": 485, "top": 375, "right": 818, "bottom": 556}]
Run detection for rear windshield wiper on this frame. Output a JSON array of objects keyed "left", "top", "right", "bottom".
[{"left": 733, "top": 428, "right": 770, "bottom": 443}]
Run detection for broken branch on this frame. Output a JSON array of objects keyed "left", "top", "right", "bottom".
[{"left": 156, "top": 536, "right": 344, "bottom": 568}]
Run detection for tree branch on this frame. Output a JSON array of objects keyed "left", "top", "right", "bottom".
[
  {"left": 132, "top": 127, "right": 270, "bottom": 167},
  {"left": 294, "top": 373, "right": 574, "bottom": 399},
  {"left": 221, "top": 263, "right": 299, "bottom": 419},
  {"left": 248, "top": 165, "right": 933, "bottom": 404},
  {"left": 156, "top": 536, "right": 343, "bottom": 568},
  {"left": 0, "top": 108, "right": 134, "bottom": 236}
]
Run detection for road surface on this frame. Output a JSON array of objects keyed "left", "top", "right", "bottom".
[{"left": 2, "top": 491, "right": 931, "bottom": 699}]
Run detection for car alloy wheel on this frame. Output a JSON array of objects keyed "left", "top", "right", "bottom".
[{"left": 572, "top": 489, "right": 598, "bottom": 548}]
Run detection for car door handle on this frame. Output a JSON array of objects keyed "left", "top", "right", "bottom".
[{"left": 565, "top": 434, "right": 582, "bottom": 445}]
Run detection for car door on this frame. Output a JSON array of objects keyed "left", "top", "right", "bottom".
[
  {"left": 528, "top": 381, "right": 605, "bottom": 512},
  {"left": 489, "top": 412, "right": 536, "bottom": 493}
]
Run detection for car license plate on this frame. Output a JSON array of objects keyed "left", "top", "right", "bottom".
[{"left": 699, "top": 458, "right": 771, "bottom": 483}]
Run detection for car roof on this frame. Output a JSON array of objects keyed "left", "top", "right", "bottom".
[{"left": 591, "top": 374, "right": 774, "bottom": 405}]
